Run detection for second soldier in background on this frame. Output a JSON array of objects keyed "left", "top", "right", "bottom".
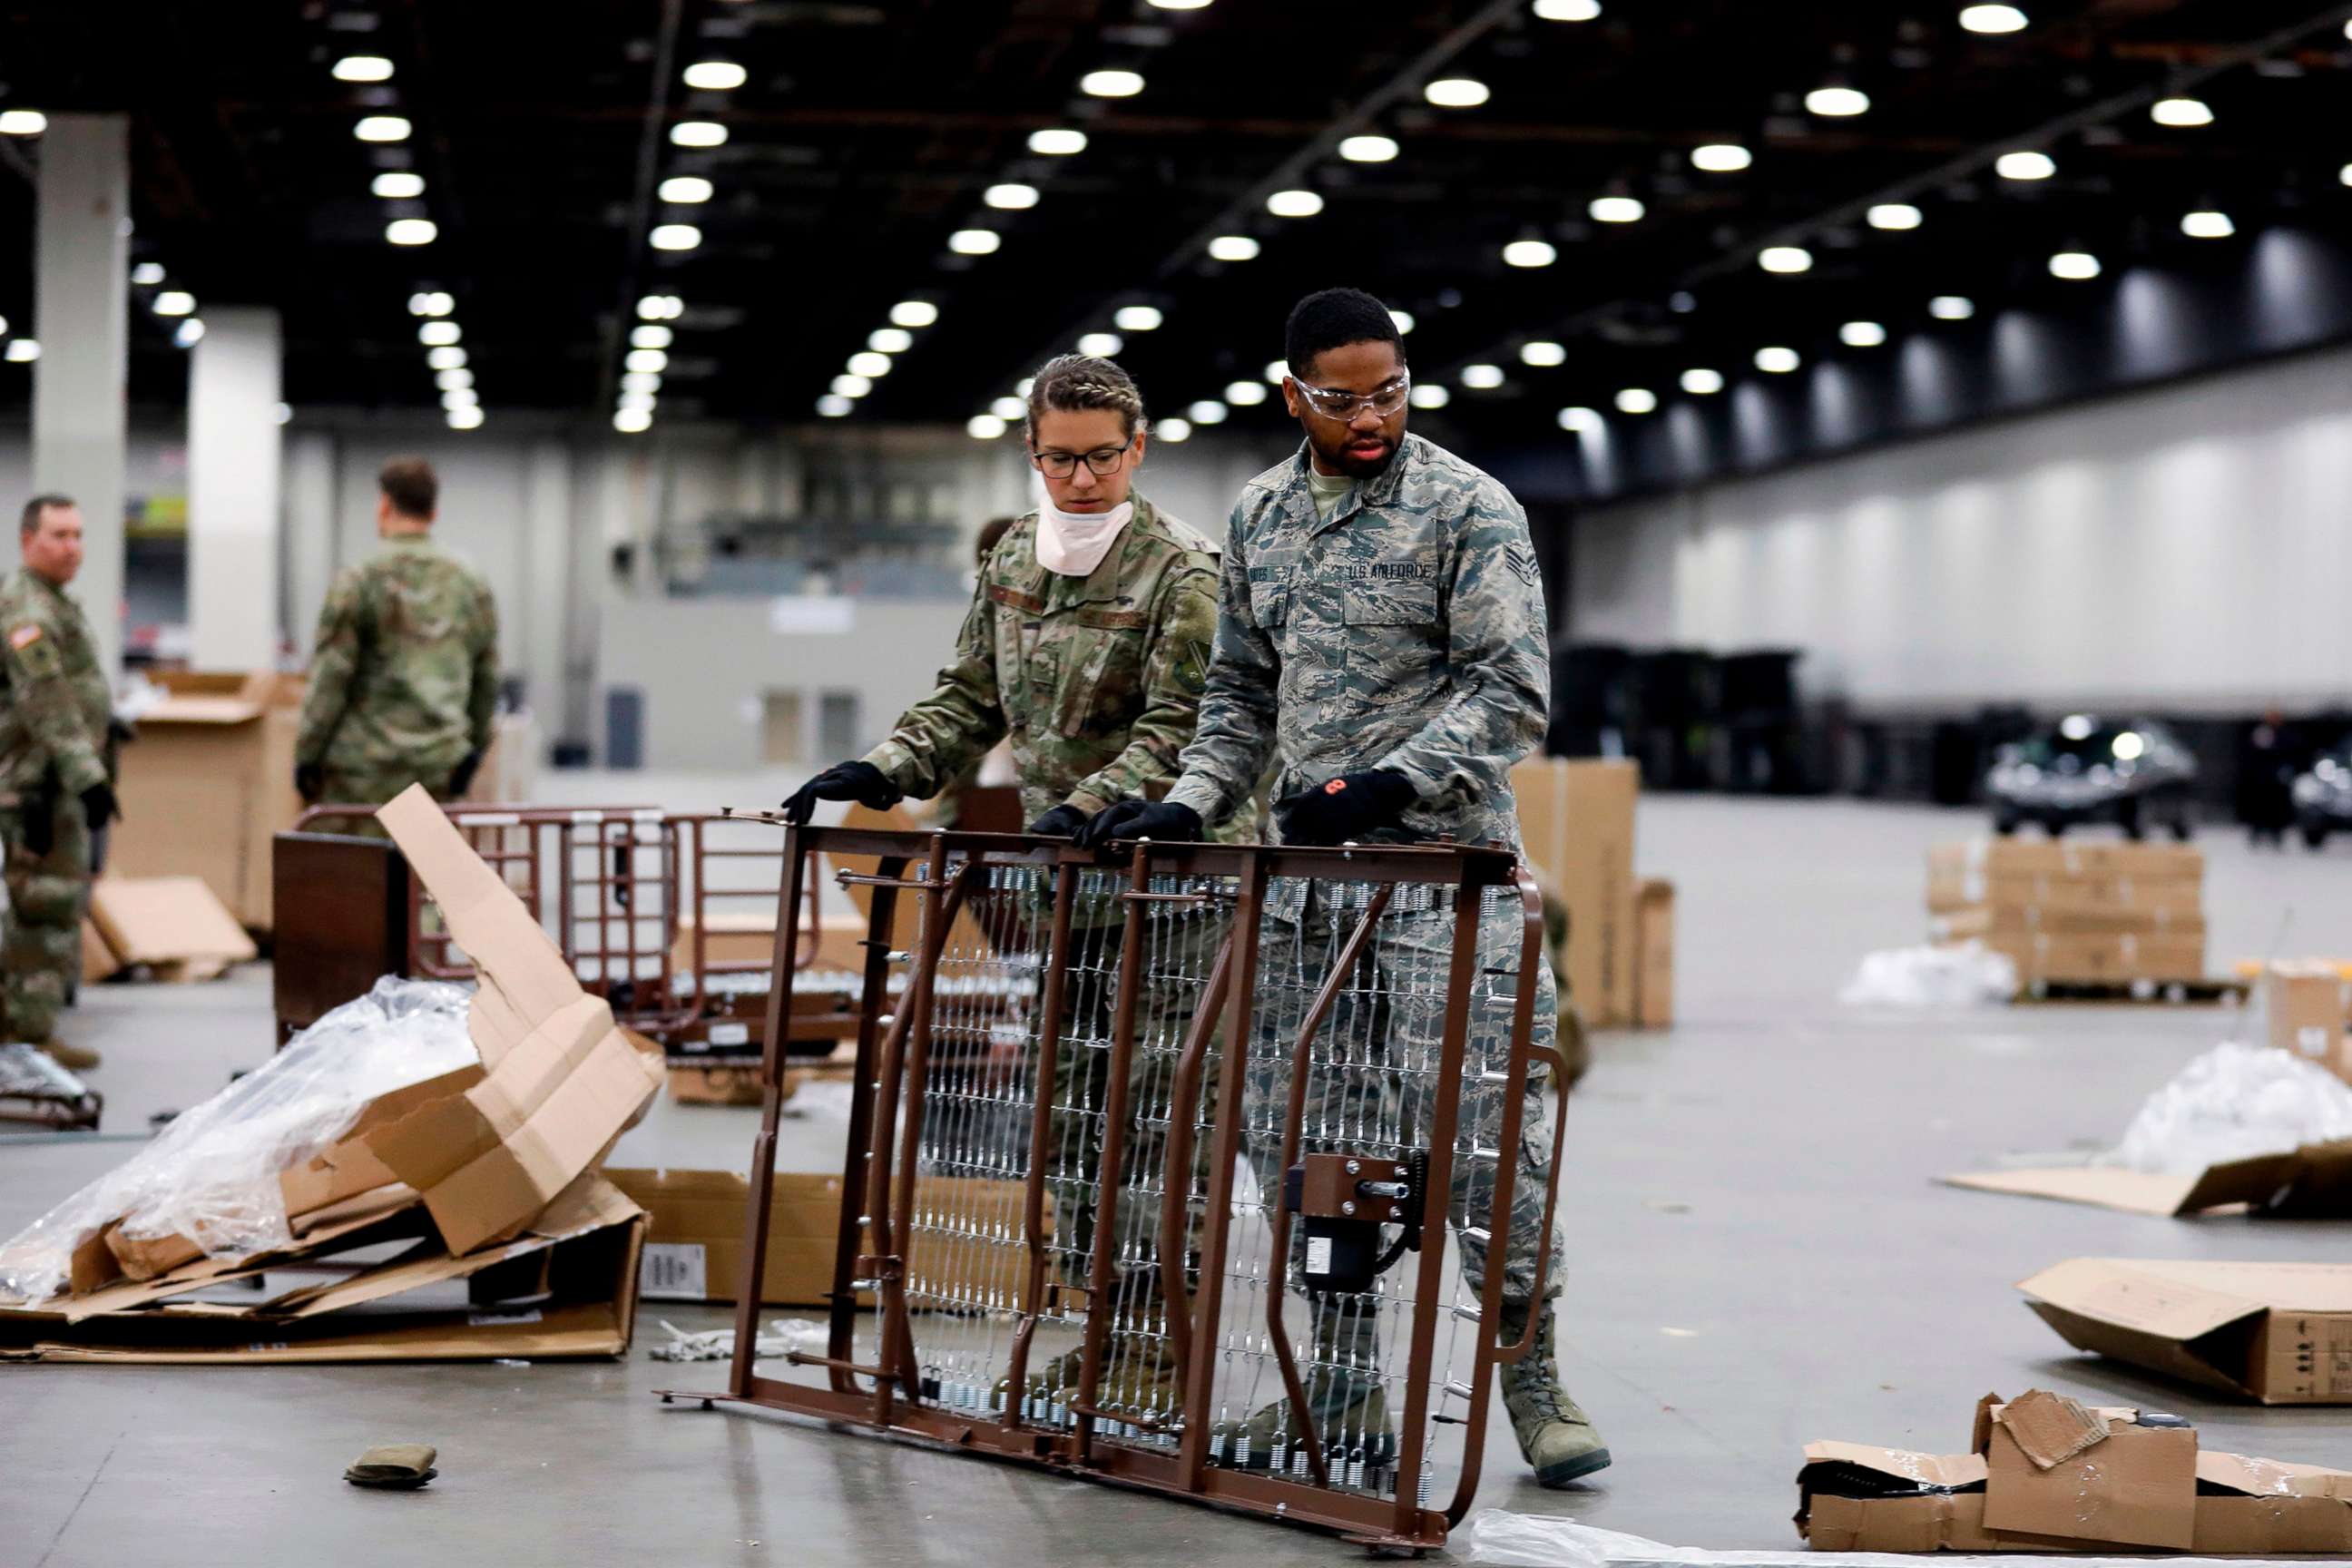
[{"left": 295, "top": 456, "right": 499, "bottom": 823}]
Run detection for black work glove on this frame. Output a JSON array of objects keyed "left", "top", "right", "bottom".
[
  {"left": 1073, "top": 797, "right": 1203, "bottom": 850},
  {"left": 295, "top": 762, "right": 326, "bottom": 805},
  {"left": 446, "top": 749, "right": 485, "bottom": 799},
  {"left": 779, "top": 760, "right": 904, "bottom": 826},
  {"left": 1027, "top": 803, "right": 1092, "bottom": 838},
  {"left": 1274, "top": 769, "right": 1417, "bottom": 845},
  {"left": 79, "top": 782, "right": 120, "bottom": 831}
]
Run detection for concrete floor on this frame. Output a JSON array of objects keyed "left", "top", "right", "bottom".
[{"left": 6, "top": 793, "right": 2351, "bottom": 1566}]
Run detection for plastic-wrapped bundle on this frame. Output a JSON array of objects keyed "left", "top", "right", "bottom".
[
  {"left": 2105, "top": 1039, "right": 2352, "bottom": 1175},
  {"left": 0, "top": 976, "right": 477, "bottom": 1305},
  {"left": 1838, "top": 942, "right": 2017, "bottom": 1008}
]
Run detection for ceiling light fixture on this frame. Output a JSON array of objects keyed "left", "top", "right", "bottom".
[
  {"left": 1390, "top": 309, "right": 1416, "bottom": 334},
  {"left": 1534, "top": 0, "right": 1602, "bottom": 18},
  {"left": 659, "top": 175, "right": 714, "bottom": 203},
  {"left": 354, "top": 115, "right": 411, "bottom": 142},
  {"left": 1409, "top": 384, "right": 1451, "bottom": 408},
  {"left": 152, "top": 291, "right": 196, "bottom": 317},
  {"left": 1155, "top": 416, "right": 1192, "bottom": 442},
  {"left": 387, "top": 218, "right": 437, "bottom": 245},
  {"left": 1081, "top": 70, "right": 1145, "bottom": 98},
  {"left": 1840, "top": 320, "right": 1888, "bottom": 347},
  {"left": 1681, "top": 368, "right": 1724, "bottom": 395},
  {"left": 447, "top": 406, "right": 485, "bottom": 430},
  {"left": 1614, "top": 387, "right": 1657, "bottom": 414},
  {"left": 1930, "top": 295, "right": 1975, "bottom": 319},
  {"left": 670, "top": 121, "right": 728, "bottom": 148},
  {"left": 0, "top": 110, "right": 49, "bottom": 136},
  {"left": 408, "top": 290, "right": 454, "bottom": 316},
  {"left": 131, "top": 262, "right": 166, "bottom": 286},
  {"left": 441, "top": 388, "right": 478, "bottom": 411},
  {"left": 817, "top": 395, "right": 853, "bottom": 417},
  {"left": 2151, "top": 96, "right": 2213, "bottom": 128},
  {"left": 890, "top": 300, "right": 940, "bottom": 328},
  {"left": 848, "top": 350, "right": 892, "bottom": 377},
  {"left": 966, "top": 413, "right": 1010, "bottom": 439},
  {"left": 613, "top": 407, "right": 652, "bottom": 434},
  {"left": 1029, "top": 128, "right": 1087, "bottom": 155},
  {"left": 1504, "top": 239, "right": 1559, "bottom": 267},
  {"left": 418, "top": 321, "right": 461, "bottom": 347},
  {"left": 333, "top": 55, "right": 395, "bottom": 82},
  {"left": 1867, "top": 202, "right": 1923, "bottom": 230},
  {"left": 985, "top": 182, "right": 1040, "bottom": 210},
  {"left": 638, "top": 294, "right": 684, "bottom": 319},
  {"left": 1209, "top": 235, "right": 1261, "bottom": 261},
  {"left": 682, "top": 60, "right": 748, "bottom": 91},
  {"left": 2180, "top": 210, "right": 2234, "bottom": 239},
  {"left": 1460, "top": 364, "right": 1505, "bottom": 389},
  {"left": 620, "top": 372, "right": 662, "bottom": 395},
  {"left": 1806, "top": 86, "right": 1869, "bottom": 117},
  {"left": 1425, "top": 77, "right": 1491, "bottom": 108},
  {"left": 1267, "top": 190, "right": 1324, "bottom": 218},
  {"left": 4, "top": 338, "right": 39, "bottom": 362},
  {"left": 649, "top": 223, "right": 701, "bottom": 250},
  {"left": 833, "top": 374, "right": 873, "bottom": 398},
  {"left": 1754, "top": 346, "right": 1801, "bottom": 373},
  {"left": 1113, "top": 305, "right": 1164, "bottom": 331},
  {"left": 1188, "top": 399, "right": 1230, "bottom": 425},
  {"left": 1759, "top": 245, "right": 1813, "bottom": 274},
  {"left": 628, "top": 348, "right": 671, "bottom": 373},
  {"left": 990, "top": 396, "right": 1026, "bottom": 419},
  {"left": 1996, "top": 150, "right": 2054, "bottom": 180},
  {"left": 1226, "top": 380, "right": 1269, "bottom": 406},
  {"left": 1076, "top": 332, "right": 1123, "bottom": 357},
  {"left": 1339, "top": 134, "right": 1400, "bottom": 163},
  {"left": 1588, "top": 195, "right": 1644, "bottom": 223},
  {"left": 2049, "top": 250, "right": 2101, "bottom": 279},
  {"left": 1690, "top": 143, "right": 1751, "bottom": 172},
  {"left": 437, "top": 368, "right": 475, "bottom": 392},
  {"left": 1959, "top": 5, "right": 2027, "bottom": 34},
  {"left": 948, "top": 229, "right": 1002, "bottom": 254},
  {"left": 1521, "top": 341, "right": 1566, "bottom": 367},
  {"left": 371, "top": 172, "right": 426, "bottom": 199},
  {"left": 173, "top": 319, "right": 205, "bottom": 348},
  {"left": 869, "top": 328, "right": 914, "bottom": 353},
  {"left": 426, "top": 347, "right": 467, "bottom": 370},
  {"left": 1557, "top": 406, "right": 1602, "bottom": 433}
]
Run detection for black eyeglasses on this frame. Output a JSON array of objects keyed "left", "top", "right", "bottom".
[{"left": 1030, "top": 436, "right": 1136, "bottom": 479}]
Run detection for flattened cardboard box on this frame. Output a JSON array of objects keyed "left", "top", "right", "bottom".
[
  {"left": 1942, "top": 1139, "right": 2352, "bottom": 1218},
  {"left": 88, "top": 876, "right": 259, "bottom": 982},
  {"left": 2020, "top": 1258, "right": 2352, "bottom": 1406},
  {"left": 1797, "top": 1391, "right": 2352, "bottom": 1553},
  {"left": 0, "top": 1176, "right": 644, "bottom": 1364}
]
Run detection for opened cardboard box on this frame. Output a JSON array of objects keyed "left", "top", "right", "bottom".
[
  {"left": 113, "top": 670, "right": 306, "bottom": 930},
  {"left": 87, "top": 876, "right": 259, "bottom": 983},
  {"left": 1798, "top": 1389, "right": 2352, "bottom": 1553},
  {"left": 1943, "top": 1141, "right": 2352, "bottom": 1219},
  {"left": 2021, "top": 1259, "right": 2352, "bottom": 1406},
  {"left": 0, "top": 787, "right": 664, "bottom": 1359}
]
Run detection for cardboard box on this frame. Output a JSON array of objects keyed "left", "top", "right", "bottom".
[
  {"left": 2020, "top": 1259, "right": 2352, "bottom": 1406},
  {"left": 1511, "top": 759, "right": 1638, "bottom": 1027},
  {"left": 1928, "top": 839, "right": 2204, "bottom": 884},
  {"left": 113, "top": 670, "right": 305, "bottom": 930},
  {"left": 358, "top": 787, "right": 669, "bottom": 1257},
  {"left": 460, "top": 710, "right": 540, "bottom": 805},
  {"left": 666, "top": 1063, "right": 769, "bottom": 1106},
  {"left": 2261, "top": 963, "right": 2352, "bottom": 1085},
  {"left": 1633, "top": 877, "right": 1673, "bottom": 1029},
  {"left": 1964, "top": 931, "right": 2205, "bottom": 985},
  {"left": 1930, "top": 904, "right": 2206, "bottom": 940},
  {"left": 1797, "top": 1391, "right": 2352, "bottom": 1553},
  {"left": 80, "top": 920, "right": 119, "bottom": 985},
  {"left": 87, "top": 877, "right": 259, "bottom": 982},
  {"left": 607, "top": 1167, "right": 1037, "bottom": 1309},
  {"left": 1941, "top": 1140, "right": 2352, "bottom": 1218}
]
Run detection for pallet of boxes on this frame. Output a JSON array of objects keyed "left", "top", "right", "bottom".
[
  {"left": 1927, "top": 838, "right": 2207, "bottom": 999},
  {"left": 1510, "top": 759, "right": 1674, "bottom": 1057}
]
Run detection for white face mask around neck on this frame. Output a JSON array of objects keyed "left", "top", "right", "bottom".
[{"left": 1034, "top": 497, "right": 1135, "bottom": 576}]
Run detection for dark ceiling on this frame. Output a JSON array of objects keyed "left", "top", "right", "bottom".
[{"left": 2, "top": 0, "right": 2349, "bottom": 437}]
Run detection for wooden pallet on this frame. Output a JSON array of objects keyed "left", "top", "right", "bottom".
[{"left": 2014, "top": 976, "right": 2249, "bottom": 1005}]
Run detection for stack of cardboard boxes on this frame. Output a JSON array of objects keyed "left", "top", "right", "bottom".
[
  {"left": 1928, "top": 838, "right": 2206, "bottom": 990},
  {"left": 1511, "top": 758, "right": 1672, "bottom": 1029}
]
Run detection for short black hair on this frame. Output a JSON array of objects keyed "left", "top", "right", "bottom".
[
  {"left": 20, "top": 494, "right": 74, "bottom": 535},
  {"left": 378, "top": 456, "right": 438, "bottom": 519},
  {"left": 1285, "top": 288, "right": 1404, "bottom": 378}
]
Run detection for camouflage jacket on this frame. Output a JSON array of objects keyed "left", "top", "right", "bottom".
[
  {"left": 0, "top": 567, "right": 112, "bottom": 800},
  {"left": 867, "top": 494, "right": 1259, "bottom": 840},
  {"left": 297, "top": 534, "right": 499, "bottom": 777},
  {"left": 1167, "top": 434, "right": 1549, "bottom": 856}
]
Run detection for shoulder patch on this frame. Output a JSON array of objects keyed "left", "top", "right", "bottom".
[
  {"left": 1504, "top": 542, "right": 1542, "bottom": 587},
  {"left": 1176, "top": 638, "right": 1212, "bottom": 695},
  {"left": 9, "top": 624, "right": 42, "bottom": 651}
]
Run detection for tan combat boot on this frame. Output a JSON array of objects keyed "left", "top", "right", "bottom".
[
  {"left": 1499, "top": 1302, "right": 1611, "bottom": 1486},
  {"left": 37, "top": 1038, "right": 101, "bottom": 1072}
]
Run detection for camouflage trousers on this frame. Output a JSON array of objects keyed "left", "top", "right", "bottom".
[
  {"left": 1241, "top": 894, "right": 1563, "bottom": 1308},
  {"left": 316, "top": 763, "right": 459, "bottom": 840},
  {"left": 0, "top": 798, "right": 91, "bottom": 1044}
]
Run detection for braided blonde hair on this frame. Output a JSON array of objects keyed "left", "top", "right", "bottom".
[{"left": 1024, "top": 354, "right": 1147, "bottom": 443}]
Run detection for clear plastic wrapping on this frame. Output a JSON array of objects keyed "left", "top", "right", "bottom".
[
  {"left": 2104, "top": 1039, "right": 2352, "bottom": 1175},
  {"left": 1838, "top": 942, "right": 2017, "bottom": 1008},
  {"left": 0, "top": 976, "right": 478, "bottom": 1305},
  {"left": 1463, "top": 1508, "right": 2267, "bottom": 1567}
]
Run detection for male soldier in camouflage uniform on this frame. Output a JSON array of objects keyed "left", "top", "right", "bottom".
[
  {"left": 0, "top": 495, "right": 119, "bottom": 1068},
  {"left": 783, "top": 356, "right": 1256, "bottom": 1424},
  {"left": 1081, "top": 289, "right": 1608, "bottom": 1486},
  {"left": 295, "top": 457, "right": 499, "bottom": 831}
]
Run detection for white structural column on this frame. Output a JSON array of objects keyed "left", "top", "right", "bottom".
[
  {"left": 30, "top": 113, "right": 130, "bottom": 676},
  {"left": 188, "top": 306, "right": 284, "bottom": 668}
]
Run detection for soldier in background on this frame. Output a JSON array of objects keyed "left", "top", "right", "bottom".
[
  {"left": 0, "top": 495, "right": 119, "bottom": 1068},
  {"left": 1082, "top": 288, "right": 1609, "bottom": 1487},
  {"left": 295, "top": 457, "right": 499, "bottom": 825}
]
